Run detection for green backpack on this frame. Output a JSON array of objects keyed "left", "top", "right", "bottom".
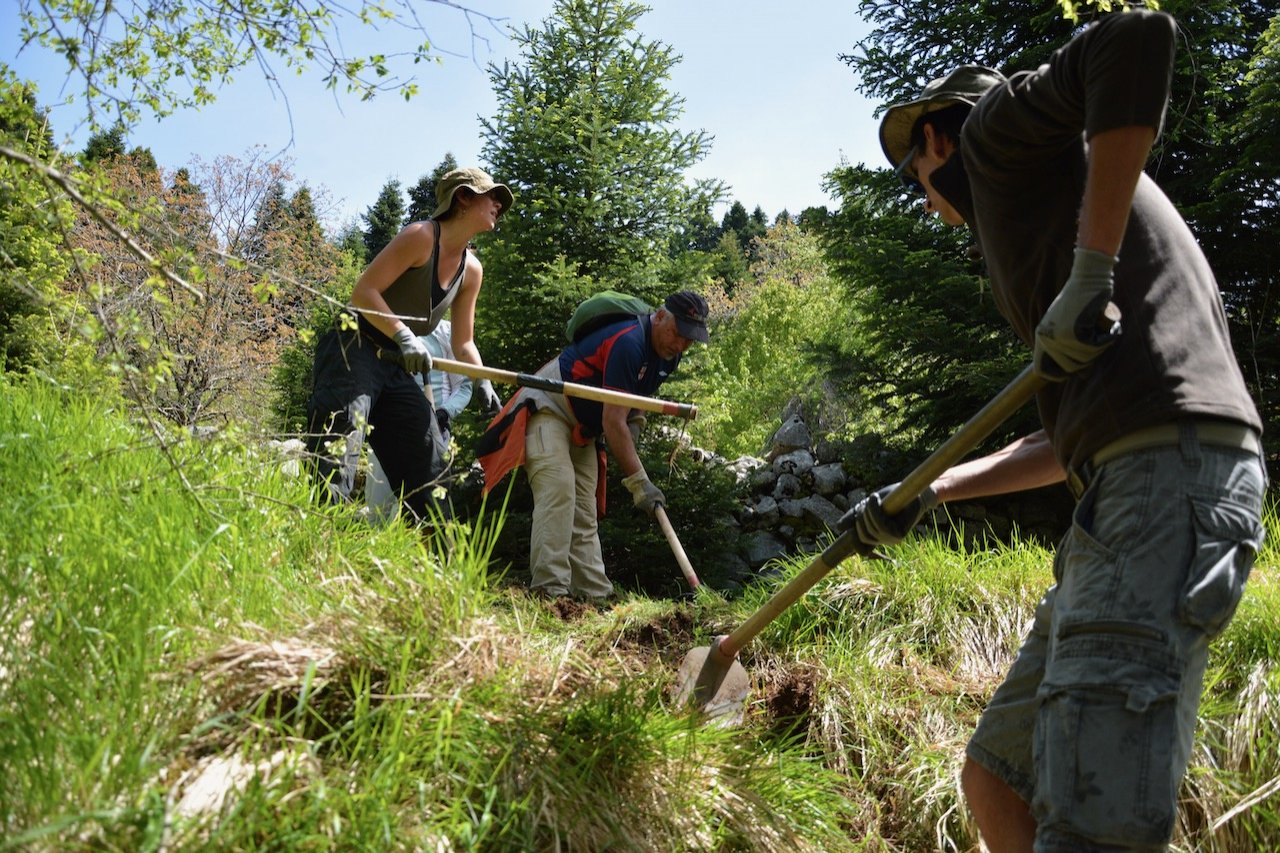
[{"left": 564, "top": 290, "right": 652, "bottom": 343}]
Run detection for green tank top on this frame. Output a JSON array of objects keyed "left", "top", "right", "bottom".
[{"left": 357, "top": 220, "right": 467, "bottom": 346}]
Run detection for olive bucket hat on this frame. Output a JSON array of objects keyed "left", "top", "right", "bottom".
[
  {"left": 878, "top": 65, "right": 1006, "bottom": 173},
  {"left": 431, "top": 167, "right": 515, "bottom": 219}
]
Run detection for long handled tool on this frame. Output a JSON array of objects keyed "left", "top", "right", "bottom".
[
  {"left": 674, "top": 365, "right": 1048, "bottom": 719},
  {"left": 377, "top": 351, "right": 698, "bottom": 420},
  {"left": 655, "top": 505, "right": 701, "bottom": 590}
]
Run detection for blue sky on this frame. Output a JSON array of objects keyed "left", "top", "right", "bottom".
[{"left": 5, "top": 1, "right": 886, "bottom": 231}]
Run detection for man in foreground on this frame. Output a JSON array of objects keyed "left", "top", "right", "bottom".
[
  {"left": 846, "top": 10, "right": 1265, "bottom": 850},
  {"left": 479, "top": 291, "right": 709, "bottom": 601}
]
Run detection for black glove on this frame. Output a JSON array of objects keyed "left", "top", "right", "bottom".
[
  {"left": 477, "top": 379, "right": 502, "bottom": 417},
  {"left": 838, "top": 483, "right": 939, "bottom": 548},
  {"left": 393, "top": 327, "right": 433, "bottom": 374},
  {"left": 435, "top": 408, "right": 451, "bottom": 435}
]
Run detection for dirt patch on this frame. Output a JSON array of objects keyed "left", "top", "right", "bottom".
[
  {"left": 548, "top": 597, "right": 596, "bottom": 620},
  {"left": 758, "top": 662, "right": 819, "bottom": 736},
  {"left": 630, "top": 608, "right": 696, "bottom": 648},
  {"left": 610, "top": 605, "right": 698, "bottom": 666}
]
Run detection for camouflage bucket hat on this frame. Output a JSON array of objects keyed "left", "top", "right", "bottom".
[{"left": 431, "top": 167, "right": 515, "bottom": 219}]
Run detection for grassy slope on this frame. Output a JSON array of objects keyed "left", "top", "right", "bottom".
[{"left": 2, "top": 376, "right": 1277, "bottom": 851}]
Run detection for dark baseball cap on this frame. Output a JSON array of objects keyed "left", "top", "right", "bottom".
[{"left": 664, "top": 290, "right": 709, "bottom": 343}]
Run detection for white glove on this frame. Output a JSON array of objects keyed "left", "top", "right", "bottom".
[
  {"left": 476, "top": 379, "right": 502, "bottom": 417},
  {"left": 622, "top": 470, "right": 666, "bottom": 517},
  {"left": 1034, "top": 248, "right": 1121, "bottom": 381},
  {"left": 627, "top": 413, "right": 647, "bottom": 445},
  {"left": 393, "top": 328, "right": 433, "bottom": 374}
]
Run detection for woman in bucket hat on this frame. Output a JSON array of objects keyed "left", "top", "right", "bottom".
[{"left": 306, "top": 167, "right": 513, "bottom": 523}]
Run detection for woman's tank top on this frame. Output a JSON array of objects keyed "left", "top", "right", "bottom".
[{"left": 357, "top": 220, "right": 467, "bottom": 347}]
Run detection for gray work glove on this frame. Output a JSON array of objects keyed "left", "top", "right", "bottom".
[
  {"left": 392, "top": 327, "right": 433, "bottom": 374},
  {"left": 626, "top": 413, "right": 647, "bottom": 445},
  {"left": 1033, "top": 248, "right": 1120, "bottom": 381},
  {"left": 622, "top": 469, "right": 666, "bottom": 517},
  {"left": 477, "top": 379, "right": 502, "bottom": 418},
  {"left": 838, "top": 483, "right": 939, "bottom": 548}
]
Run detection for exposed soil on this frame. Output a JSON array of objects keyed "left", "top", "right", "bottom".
[
  {"left": 629, "top": 607, "right": 696, "bottom": 648},
  {"left": 758, "top": 662, "right": 819, "bottom": 736},
  {"left": 547, "top": 596, "right": 596, "bottom": 621}
]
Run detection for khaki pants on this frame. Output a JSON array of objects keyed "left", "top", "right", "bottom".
[{"left": 524, "top": 411, "right": 613, "bottom": 599}]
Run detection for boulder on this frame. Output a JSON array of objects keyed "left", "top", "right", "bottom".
[{"left": 742, "top": 531, "right": 788, "bottom": 568}]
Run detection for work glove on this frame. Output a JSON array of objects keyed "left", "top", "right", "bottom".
[
  {"left": 1033, "top": 248, "right": 1121, "bottom": 381},
  {"left": 622, "top": 469, "right": 666, "bottom": 517},
  {"left": 837, "top": 483, "right": 939, "bottom": 549},
  {"left": 477, "top": 379, "right": 502, "bottom": 418},
  {"left": 393, "top": 327, "right": 433, "bottom": 374},
  {"left": 626, "top": 413, "right": 647, "bottom": 445}
]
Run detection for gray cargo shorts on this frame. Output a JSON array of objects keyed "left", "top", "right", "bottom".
[{"left": 966, "top": 427, "right": 1265, "bottom": 850}]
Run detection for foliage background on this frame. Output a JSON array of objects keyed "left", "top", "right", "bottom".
[{"left": 3, "top": 0, "right": 1280, "bottom": 844}]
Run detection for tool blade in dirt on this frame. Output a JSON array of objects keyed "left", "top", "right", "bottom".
[
  {"left": 672, "top": 353, "right": 1074, "bottom": 724},
  {"left": 673, "top": 637, "right": 750, "bottom": 725}
]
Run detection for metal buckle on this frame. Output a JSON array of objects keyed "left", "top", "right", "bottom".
[{"left": 1067, "top": 460, "right": 1096, "bottom": 501}]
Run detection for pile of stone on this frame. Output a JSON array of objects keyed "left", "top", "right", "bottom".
[{"left": 689, "top": 399, "right": 1071, "bottom": 589}]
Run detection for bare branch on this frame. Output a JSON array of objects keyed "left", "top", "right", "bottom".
[{"left": 0, "top": 143, "right": 206, "bottom": 301}]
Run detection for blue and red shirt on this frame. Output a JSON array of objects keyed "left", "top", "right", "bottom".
[{"left": 558, "top": 315, "right": 681, "bottom": 438}]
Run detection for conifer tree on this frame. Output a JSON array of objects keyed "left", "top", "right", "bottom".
[
  {"left": 362, "top": 179, "right": 405, "bottom": 260},
  {"left": 477, "top": 0, "right": 722, "bottom": 369},
  {"left": 404, "top": 153, "right": 458, "bottom": 225}
]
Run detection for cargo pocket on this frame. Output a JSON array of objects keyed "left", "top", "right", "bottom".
[
  {"left": 1033, "top": 627, "right": 1182, "bottom": 846},
  {"left": 1179, "top": 495, "right": 1263, "bottom": 638}
]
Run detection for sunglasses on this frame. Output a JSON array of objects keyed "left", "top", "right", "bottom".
[{"left": 895, "top": 146, "right": 925, "bottom": 195}]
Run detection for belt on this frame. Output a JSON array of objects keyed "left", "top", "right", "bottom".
[{"left": 1067, "top": 420, "right": 1261, "bottom": 499}]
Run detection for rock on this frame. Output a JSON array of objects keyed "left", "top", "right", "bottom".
[
  {"left": 769, "top": 416, "right": 811, "bottom": 458},
  {"left": 743, "top": 531, "right": 788, "bottom": 567},
  {"left": 750, "top": 466, "right": 778, "bottom": 492},
  {"left": 781, "top": 397, "right": 804, "bottom": 423},
  {"left": 799, "top": 494, "right": 844, "bottom": 530},
  {"left": 773, "top": 473, "right": 803, "bottom": 500},
  {"left": 777, "top": 498, "right": 805, "bottom": 521},
  {"left": 709, "top": 551, "right": 752, "bottom": 582},
  {"left": 772, "top": 449, "right": 815, "bottom": 477},
  {"left": 810, "top": 462, "right": 846, "bottom": 496},
  {"left": 753, "top": 496, "right": 780, "bottom": 526},
  {"left": 726, "top": 455, "right": 767, "bottom": 484}
]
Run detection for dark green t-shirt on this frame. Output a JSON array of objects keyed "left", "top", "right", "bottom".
[{"left": 942, "top": 10, "right": 1260, "bottom": 471}]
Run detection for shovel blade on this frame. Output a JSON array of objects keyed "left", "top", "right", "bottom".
[{"left": 673, "top": 640, "right": 751, "bottom": 725}]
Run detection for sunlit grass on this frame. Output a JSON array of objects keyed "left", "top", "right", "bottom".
[{"left": 3, "top": 374, "right": 1278, "bottom": 849}]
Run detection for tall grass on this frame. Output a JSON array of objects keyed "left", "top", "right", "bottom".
[{"left": 3, "top": 374, "right": 1278, "bottom": 850}]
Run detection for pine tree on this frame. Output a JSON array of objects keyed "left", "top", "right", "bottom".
[
  {"left": 404, "top": 153, "right": 458, "bottom": 225},
  {"left": 477, "top": 0, "right": 723, "bottom": 369},
  {"left": 362, "top": 179, "right": 405, "bottom": 260}
]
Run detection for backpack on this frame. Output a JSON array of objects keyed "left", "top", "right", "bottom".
[{"left": 564, "top": 290, "right": 652, "bottom": 343}]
